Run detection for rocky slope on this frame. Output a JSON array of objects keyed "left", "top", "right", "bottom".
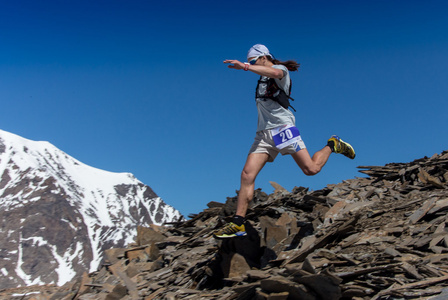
[
  {"left": 0, "top": 130, "right": 182, "bottom": 289},
  {"left": 1, "top": 150, "right": 448, "bottom": 299}
]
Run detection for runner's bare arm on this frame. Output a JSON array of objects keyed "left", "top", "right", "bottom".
[{"left": 223, "top": 59, "right": 283, "bottom": 79}]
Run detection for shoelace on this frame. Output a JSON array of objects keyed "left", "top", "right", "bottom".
[{"left": 221, "top": 224, "right": 239, "bottom": 234}]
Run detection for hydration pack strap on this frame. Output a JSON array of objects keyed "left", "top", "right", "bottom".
[{"left": 256, "top": 77, "right": 296, "bottom": 111}]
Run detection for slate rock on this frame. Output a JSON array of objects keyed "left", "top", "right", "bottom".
[
  {"left": 294, "top": 274, "right": 342, "bottom": 300},
  {"left": 260, "top": 277, "right": 316, "bottom": 300}
]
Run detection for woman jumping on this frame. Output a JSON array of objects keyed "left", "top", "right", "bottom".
[{"left": 213, "top": 44, "right": 355, "bottom": 239}]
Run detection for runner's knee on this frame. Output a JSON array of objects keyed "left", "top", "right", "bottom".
[
  {"left": 241, "top": 168, "right": 256, "bottom": 185},
  {"left": 302, "top": 166, "right": 320, "bottom": 176}
]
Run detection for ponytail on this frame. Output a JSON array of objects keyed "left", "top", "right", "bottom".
[{"left": 267, "top": 56, "right": 300, "bottom": 72}]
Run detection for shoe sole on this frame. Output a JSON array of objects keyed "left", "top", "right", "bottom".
[{"left": 213, "top": 232, "right": 247, "bottom": 239}]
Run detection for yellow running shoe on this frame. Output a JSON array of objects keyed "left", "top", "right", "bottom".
[
  {"left": 328, "top": 135, "right": 356, "bottom": 159},
  {"left": 213, "top": 222, "right": 247, "bottom": 239}
]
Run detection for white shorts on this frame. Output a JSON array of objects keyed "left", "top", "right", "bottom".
[{"left": 248, "top": 126, "right": 306, "bottom": 162}]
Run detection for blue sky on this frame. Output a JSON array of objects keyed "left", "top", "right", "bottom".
[{"left": 1, "top": 0, "right": 447, "bottom": 217}]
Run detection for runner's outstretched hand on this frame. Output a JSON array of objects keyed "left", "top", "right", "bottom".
[{"left": 224, "top": 59, "right": 245, "bottom": 70}]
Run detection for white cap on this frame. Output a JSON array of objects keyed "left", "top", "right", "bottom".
[{"left": 247, "top": 44, "right": 273, "bottom": 61}]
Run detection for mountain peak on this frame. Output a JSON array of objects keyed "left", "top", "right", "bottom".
[{"left": 0, "top": 129, "right": 182, "bottom": 288}]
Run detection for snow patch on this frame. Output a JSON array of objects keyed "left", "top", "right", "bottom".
[{"left": 15, "top": 234, "right": 44, "bottom": 286}]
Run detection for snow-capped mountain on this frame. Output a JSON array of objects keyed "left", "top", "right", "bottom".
[{"left": 0, "top": 129, "right": 182, "bottom": 289}]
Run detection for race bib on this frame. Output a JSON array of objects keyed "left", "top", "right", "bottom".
[{"left": 271, "top": 125, "right": 301, "bottom": 150}]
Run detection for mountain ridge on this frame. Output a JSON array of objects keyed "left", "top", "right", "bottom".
[{"left": 0, "top": 129, "right": 182, "bottom": 288}]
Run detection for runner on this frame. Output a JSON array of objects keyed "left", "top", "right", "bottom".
[{"left": 213, "top": 44, "right": 355, "bottom": 239}]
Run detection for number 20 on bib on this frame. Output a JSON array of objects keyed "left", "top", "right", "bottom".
[{"left": 271, "top": 125, "right": 301, "bottom": 150}]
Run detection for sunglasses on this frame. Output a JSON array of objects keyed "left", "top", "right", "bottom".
[{"left": 249, "top": 56, "right": 262, "bottom": 65}]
